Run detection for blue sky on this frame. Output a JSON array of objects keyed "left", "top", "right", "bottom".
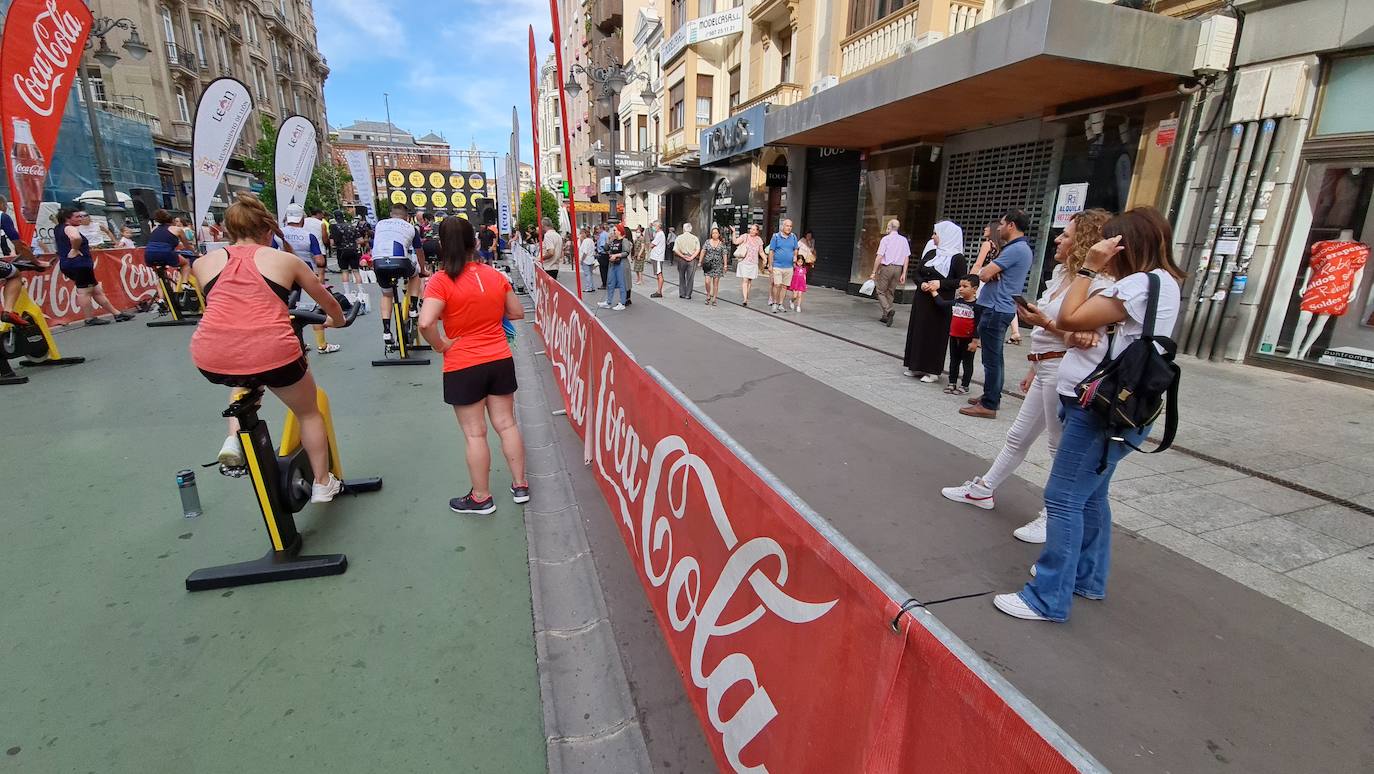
[{"left": 316, "top": 0, "right": 553, "bottom": 172}]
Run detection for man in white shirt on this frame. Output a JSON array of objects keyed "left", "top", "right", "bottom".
[
  {"left": 648, "top": 220, "right": 666, "bottom": 298},
  {"left": 282, "top": 203, "right": 340, "bottom": 353},
  {"left": 540, "top": 217, "right": 564, "bottom": 278},
  {"left": 579, "top": 226, "right": 598, "bottom": 293},
  {"left": 372, "top": 202, "right": 426, "bottom": 347}
]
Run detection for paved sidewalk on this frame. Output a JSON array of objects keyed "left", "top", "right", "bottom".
[
  {"left": 1, "top": 307, "right": 545, "bottom": 773},
  {"left": 601, "top": 273, "right": 1374, "bottom": 647}
]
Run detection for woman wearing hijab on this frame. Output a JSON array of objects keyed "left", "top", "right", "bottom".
[{"left": 902, "top": 221, "right": 967, "bottom": 382}]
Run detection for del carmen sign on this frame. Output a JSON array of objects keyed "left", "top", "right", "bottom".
[{"left": 699, "top": 103, "right": 767, "bottom": 167}]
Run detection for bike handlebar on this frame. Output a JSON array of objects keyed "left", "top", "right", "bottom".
[{"left": 288, "top": 291, "right": 359, "bottom": 330}]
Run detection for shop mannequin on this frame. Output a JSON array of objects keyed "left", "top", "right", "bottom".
[{"left": 1289, "top": 229, "right": 1369, "bottom": 359}]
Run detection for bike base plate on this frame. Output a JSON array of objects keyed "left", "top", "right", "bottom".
[
  {"left": 185, "top": 549, "right": 346, "bottom": 591},
  {"left": 370, "top": 358, "right": 430, "bottom": 366},
  {"left": 19, "top": 356, "right": 85, "bottom": 367},
  {"left": 147, "top": 318, "right": 200, "bottom": 327}
]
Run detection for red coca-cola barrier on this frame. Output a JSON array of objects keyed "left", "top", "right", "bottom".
[
  {"left": 23, "top": 248, "right": 162, "bottom": 327},
  {"left": 528, "top": 266, "right": 1101, "bottom": 773}
]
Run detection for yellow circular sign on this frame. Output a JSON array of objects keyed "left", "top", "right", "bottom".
[
  {"left": 429, "top": 171, "right": 445, "bottom": 188},
  {"left": 411, "top": 191, "right": 428, "bottom": 207},
  {"left": 469, "top": 174, "right": 486, "bottom": 190},
  {"left": 389, "top": 190, "right": 407, "bottom": 204},
  {"left": 451, "top": 192, "right": 467, "bottom": 208},
  {"left": 387, "top": 170, "right": 404, "bottom": 187},
  {"left": 458, "top": 212, "right": 469, "bottom": 220},
  {"left": 450, "top": 173, "right": 466, "bottom": 189},
  {"left": 432, "top": 191, "right": 448, "bottom": 208},
  {"left": 408, "top": 171, "right": 425, "bottom": 187},
  {"left": 470, "top": 194, "right": 485, "bottom": 208}
]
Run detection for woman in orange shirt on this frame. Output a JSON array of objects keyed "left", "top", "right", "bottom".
[{"left": 419, "top": 216, "right": 529, "bottom": 515}]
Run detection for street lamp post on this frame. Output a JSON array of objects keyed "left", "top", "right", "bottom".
[
  {"left": 81, "top": 17, "right": 151, "bottom": 228},
  {"left": 564, "top": 57, "right": 654, "bottom": 225}
]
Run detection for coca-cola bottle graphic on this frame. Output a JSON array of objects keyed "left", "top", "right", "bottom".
[{"left": 10, "top": 118, "right": 46, "bottom": 223}]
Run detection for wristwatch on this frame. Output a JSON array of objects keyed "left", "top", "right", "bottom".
[{"left": 1076, "top": 268, "right": 1098, "bottom": 279}]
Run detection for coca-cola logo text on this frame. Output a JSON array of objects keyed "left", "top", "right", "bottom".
[
  {"left": 12, "top": 162, "right": 45, "bottom": 177},
  {"left": 9, "top": 0, "right": 87, "bottom": 117}
]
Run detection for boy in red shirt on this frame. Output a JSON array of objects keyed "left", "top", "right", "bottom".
[{"left": 934, "top": 275, "right": 982, "bottom": 395}]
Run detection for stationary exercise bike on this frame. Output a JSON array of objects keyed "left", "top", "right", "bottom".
[
  {"left": 185, "top": 300, "right": 382, "bottom": 591},
  {"left": 370, "top": 270, "right": 430, "bottom": 367},
  {"left": 1, "top": 260, "right": 86, "bottom": 385},
  {"left": 147, "top": 253, "right": 205, "bottom": 327}
]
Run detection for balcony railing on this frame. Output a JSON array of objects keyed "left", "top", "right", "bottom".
[
  {"left": 274, "top": 55, "right": 294, "bottom": 76},
  {"left": 170, "top": 120, "right": 193, "bottom": 144},
  {"left": 733, "top": 82, "right": 802, "bottom": 115},
  {"left": 839, "top": 3, "right": 922, "bottom": 77},
  {"left": 96, "top": 100, "right": 162, "bottom": 135},
  {"left": 167, "top": 43, "right": 198, "bottom": 74},
  {"left": 949, "top": 0, "right": 983, "bottom": 34},
  {"left": 228, "top": 22, "right": 243, "bottom": 40}
]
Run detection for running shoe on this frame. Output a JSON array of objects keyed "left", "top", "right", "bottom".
[
  {"left": 217, "top": 434, "right": 244, "bottom": 467},
  {"left": 919, "top": 374, "right": 940, "bottom": 383},
  {"left": 86, "top": 317, "right": 111, "bottom": 326},
  {"left": 1013, "top": 509, "right": 1048, "bottom": 544},
  {"left": 612, "top": 303, "right": 625, "bottom": 311},
  {"left": 450, "top": 491, "right": 497, "bottom": 515},
  {"left": 317, "top": 343, "right": 341, "bottom": 354},
  {"left": 597, "top": 301, "right": 611, "bottom": 309},
  {"left": 993, "top": 593, "right": 1049, "bottom": 621},
  {"left": 511, "top": 483, "right": 530, "bottom": 504},
  {"left": 940, "top": 478, "right": 995, "bottom": 510},
  {"left": 114, "top": 312, "right": 135, "bottom": 322},
  {"left": 311, "top": 473, "right": 343, "bottom": 503}
]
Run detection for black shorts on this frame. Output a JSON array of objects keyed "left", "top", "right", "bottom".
[
  {"left": 373, "top": 257, "right": 416, "bottom": 288},
  {"left": 199, "top": 356, "right": 309, "bottom": 389},
  {"left": 61, "top": 265, "right": 97, "bottom": 288},
  {"left": 337, "top": 248, "right": 361, "bottom": 271},
  {"left": 144, "top": 252, "right": 181, "bottom": 268},
  {"left": 0, "top": 261, "right": 15, "bottom": 281},
  {"left": 443, "top": 357, "right": 518, "bottom": 406}
]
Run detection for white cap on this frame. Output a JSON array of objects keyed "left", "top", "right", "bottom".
[{"left": 284, "top": 203, "right": 305, "bottom": 223}]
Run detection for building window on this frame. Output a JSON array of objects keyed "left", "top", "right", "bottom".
[
  {"left": 623, "top": 120, "right": 632, "bottom": 151},
  {"left": 847, "top": 0, "right": 908, "bottom": 35},
  {"left": 728, "top": 66, "right": 740, "bottom": 111},
  {"left": 779, "top": 31, "right": 793, "bottom": 83},
  {"left": 175, "top": 86, "right": 190, "bottom": 122},
  {"left": 696, "top": 74, "right": 713, "bottom": 126},
  {"left": 85, "top": 67, "right": 106, "bottom": 103},
  {"left": 637, "top": 115, "right": 649, "bottom": 150},
  {"left": 669, "top": 80, "right": 685, "bottom": 133},
  {"left": 193, "top": 22, "right": 207, "bottom": 67},
  {"left": 277, "top": 83, "right": 287, "bottom": 111},
  {"left": 670, "top": 0, "right": 686, "bottom": 33},
  {"left": 218, "top": 32, "right": 231, "bottom": 72},
  {"left": 161, "top": 6, "right": 177, "bottom": 45},
  {"left": 698, "top": 0, "right": 714, "bottom": 14}
]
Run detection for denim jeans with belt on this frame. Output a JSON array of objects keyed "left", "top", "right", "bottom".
[
  {"left": 1020, "top": 397, "right": 1149, "bottom": 621},
  {"left": 604, "top": 260, "right": 626, "bottom": 305},
  {"left": 977, "top": 309, "right": 1015, "bottom": 410}
]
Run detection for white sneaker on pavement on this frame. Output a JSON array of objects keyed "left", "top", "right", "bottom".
[
  {"left": 612, "top": 303, "right": 625, "bottom": 311},
  {"left": 903, "top": 369, "right": 917, "bottom": 377},
  {"left": 317, "top": 343, "right": 341, "bottom": 354},
  {"left": 597, "top": 301, "right": 611, "bottom": 308},
  {"left": 1014, "top": 509, "right": 1048, "bottom": 544},
  {"left": 940, "top": 478, "right": 995, "bottom": 510},
  {"left": 993, "top": 593, "right": 1049, "bottom": 621},
  {"left": 919, "top": 374, "right": 940, "bottom": 383},
  {"left": 311, "top": 473, "right": 343, "bottom": 503}
]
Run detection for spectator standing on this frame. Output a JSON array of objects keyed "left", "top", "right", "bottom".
[
  {"left": 598, "top": 224, "right": 631, "bottom": 310},
  {"left": 933, "top": 275, "right": 982, "bottom": 394},
  {"left": 902, "top": 220, "right": 967, "bottom": 382},
  {"left": 995, "top": 206, "right": 1183, "bottom": 622},
  {"left": 963, "top": 210, "right": 1033, "bottom": 419},
  {"left": 732, "top": 223, "right": 764, "bottom": 307},
  {"left": 673, "top": 222, "right": 701, "bottom": 300},
  {"left": 116, "top": 226, "right": 136, "bottom": 249},
  {"left": 942, "top": 209, "right": 1112, "bottom": 542},
  {"left": 788, "top": 230, "right": 815, "bottom": 313},
  {"left": 648, "top": 221, "right": 666, "bottom": 298},
  {"left": 579, "top": 227, "right": 599, "bottom": 293},
  {"left": 540, "top": 217, "right": 564, "bottom": 279},
  {"left": 870, "top": 219, "right": 910, "bottom": 326},
  {"left": 595, "top": 224, "right": 611, "bottom": 286},
  {"left": 764, "top": 219, "right": 799, "bottom": 313},
  {"left": 418, "top": 216, "right": 530, "bottom": 515},
  {"left": 701, "top": 226, "right": 728, "bottom": 306},
  {"left": 631, "top": 226, "right": 648, "bottom": 285}
]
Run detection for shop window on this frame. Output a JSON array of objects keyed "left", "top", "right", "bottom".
[
  {"left": 669, "top": 80, "right": 685, "bottom": 133},
  {"left": 855, "top": 146, "right": 941, "bottom": 280},
  {"left": 847, "top": 0, "right": 909, "bottom": 36},
  {"left": 1314, "top": 55, "right": 1374, "bottom": 137},
  {"left": 1258, "top": 165, "right": 1374, "bottom": 372}
]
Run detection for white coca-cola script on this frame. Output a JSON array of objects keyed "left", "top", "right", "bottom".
[
  {"left": 592, "top": 350, "right": 838, "bottom": 773},
  {"left": 10, "top": 1, "right": 86, "bottom": 117}
]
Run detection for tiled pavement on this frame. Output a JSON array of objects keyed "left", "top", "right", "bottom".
[{"left": 603, "top": 272, "right": 1374, "bottom": 646}]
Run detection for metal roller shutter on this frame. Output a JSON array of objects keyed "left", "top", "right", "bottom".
[{"left": 803, "top": 149, "right": 862, "bottom": 290}]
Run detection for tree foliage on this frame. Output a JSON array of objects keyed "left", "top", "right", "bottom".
[
  {"left": 241, "top": 114, "right": 351, "bottom": 215},
  {"left": 517, "top": 188, "right": 560, "bottom": 234}
]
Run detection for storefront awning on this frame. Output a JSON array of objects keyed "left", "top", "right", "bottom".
[{"left": 766, "top": 0, "right": 1201, "bottom": 149}]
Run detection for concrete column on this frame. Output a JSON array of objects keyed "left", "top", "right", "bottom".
[{"left": 915, "top": 0, "right": 953, "bottom": 36}]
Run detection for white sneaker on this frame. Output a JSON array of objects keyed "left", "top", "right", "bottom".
[
  {"left": 903, "top": 369, "right": 917, "bottom": 377},
  {"left": 1029, "top": 563, "right": 1037, "bottom": 578},
  {"left": 217, "top": 435, "right": 244, "bottom": 467},
  {"left": 597, "top": 301, "right": 611, "bottom": 309},
  {"left": 919, "top": 374, "right": 940, "bottom": 383},
  {"left": 787, "top": 300, "right": 795, "bottom": 311},
  {"left": 940, "top": 478, "right": 995, "bottom": 510},
  {"left": 383, "top": 332, "right": 393, "bottom": 345},
  {"left": 1014, "top": 509, "right": 1048, "bottom": 544},
  {"left": 993, "top": 593, "right": 1049, "bottom": 621},
  {"left": 311, "top": 473, "right": 343, "bottom": 503},
  {"left": 317, "top": 343, "right": 341, "bottom": 354},
  {"left": 612, "top": 303, "right": 625, "bottom": 311}
]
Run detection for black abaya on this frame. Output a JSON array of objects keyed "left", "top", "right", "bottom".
[{"left": 902, "top": 250, "right": 967, "bottom": 376}]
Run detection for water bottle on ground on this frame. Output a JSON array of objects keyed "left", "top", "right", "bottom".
[{"left": 177, "top": 469, "right": 203, "bottom": 519}]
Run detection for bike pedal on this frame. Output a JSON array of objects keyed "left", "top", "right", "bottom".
[{"left": 218, "top": 463, "right": 248, "bottom": 478}]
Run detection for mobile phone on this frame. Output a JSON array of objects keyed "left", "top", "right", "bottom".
[{"left": 1013, "top": 294, "right": 1032, "bottom": 309}]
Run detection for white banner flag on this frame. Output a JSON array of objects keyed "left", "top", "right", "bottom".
[
  {"left": 342, "top": 149, "right": 376, "bottom": 223},
  {"left": 192, "top": 78, "right": 253, "bottom": 232},
  {"left": 274, "top": 115, "right": 317, "bottom": 221}
]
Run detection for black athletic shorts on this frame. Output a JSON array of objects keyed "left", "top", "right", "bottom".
[
  {"left": 61, "top": 265, "right": 97, "bottom": 288},
  {"left": 337, "top": 248, "right": 361, "bottom": 271},
  {"left": 373, "top": 257, "right": 416, "bottom": 289},
  {"left": 443, "top": 357, "right": 518, "bottom": 406},
  {"left": 199, "top": 356, "right": 309, "bottom": 389},
  {"left": 0, "top": 261, "right": 15, "bottom": 281}
]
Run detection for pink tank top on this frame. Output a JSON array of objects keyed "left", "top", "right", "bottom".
[{"left": 189, "top": 245, "right": 302, "bottom": 374}]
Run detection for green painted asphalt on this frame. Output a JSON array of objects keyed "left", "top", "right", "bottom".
[{"left": 0, "top": 304, "right": 545, "bottom": 773}]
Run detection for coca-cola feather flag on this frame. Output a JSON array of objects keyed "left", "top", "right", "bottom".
[{"left": 1, "top": 0, "right": 94, "bottom": 243}]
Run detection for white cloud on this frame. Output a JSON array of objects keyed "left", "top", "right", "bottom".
[{"left": 315, "top": 0, "right": 405, "bottom": 67}]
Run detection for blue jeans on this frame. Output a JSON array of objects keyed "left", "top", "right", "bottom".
[
  {"left": 1020, "top": 399, "right": 1149, "bottom": 621},
  {"left": 977, "top": 310, "right": 1014, "bottom": 410},
  {"left": 605, "top": 260, "right": 626, "bottom": 305},
  {"left": 581, "top": 261, "right": 599, "bottom": 291}
]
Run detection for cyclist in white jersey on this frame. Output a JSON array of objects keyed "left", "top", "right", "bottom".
[
  {"left": 372, "top": 202, "right": 427, "bottom": 347},
  {"left": 282, "top": 204, "right": 341, "bottom": 354}
]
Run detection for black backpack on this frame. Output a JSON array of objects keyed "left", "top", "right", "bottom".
[{"left": 1074, "top": 272, "right": 1180, "bottom": 472}]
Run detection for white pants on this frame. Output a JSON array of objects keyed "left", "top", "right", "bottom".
[{"left": 981, "top": 359, "right": 1064, "bottom": 491}]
